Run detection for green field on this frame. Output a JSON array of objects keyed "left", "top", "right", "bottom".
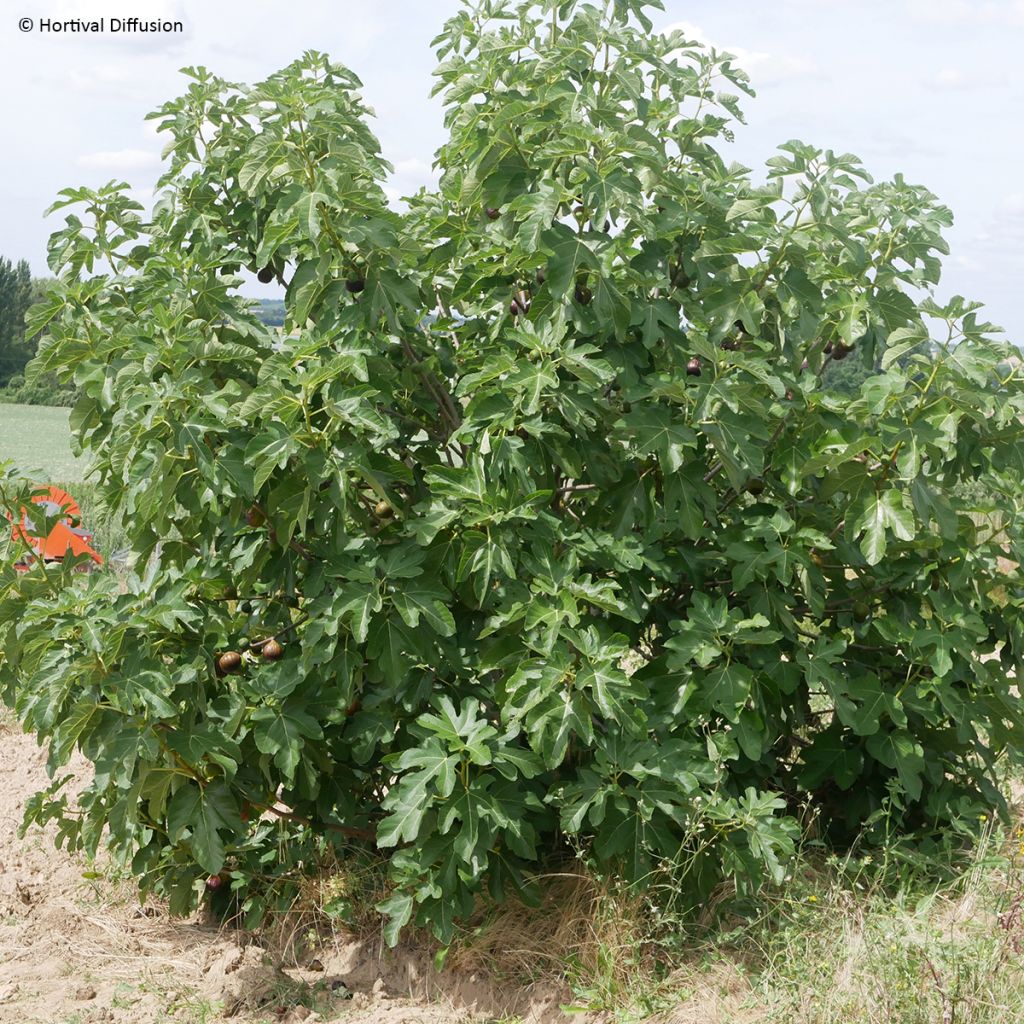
[{"left": 0, "top": 402, "right": 88, "bottom": 482}]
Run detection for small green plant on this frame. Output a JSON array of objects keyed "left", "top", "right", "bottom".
[{"left": 2, "top": 0, "right": 1023, "bottom": 950}]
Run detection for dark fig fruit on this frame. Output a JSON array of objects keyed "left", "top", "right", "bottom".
[
  {"left": 261, "top": 639, "right": 284, "bottom": 661},
  {"left": 345, "top": 277, "right": 365, "bottom": 294},
  {"left": 574, "top": 283, "right": 593, "bottom": 305},
  {"left": 485, "top": 206, "right": 501, "bottom": 220},
  {"left": 217, "top": 651, "right": 242, "bottom": 675},
  {"left": 257, "top": 266, "right": 275, "bottom": 284},
  {"left": 744, "top": 478, "right": 765, "bottom": 496},
  {"left": 245, "top": 505, "right": 266, "bottom": 528},
  {"left": 686, "top": 357, "right": 702, "bottom": 377}
]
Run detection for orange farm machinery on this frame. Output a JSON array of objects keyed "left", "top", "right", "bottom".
[{"left": 7, "top": 485, "right": 103, "bottom": 573}]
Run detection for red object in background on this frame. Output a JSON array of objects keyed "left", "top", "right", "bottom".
[{"left": 8, "top": 485, "right": 103, "bottom": 572}]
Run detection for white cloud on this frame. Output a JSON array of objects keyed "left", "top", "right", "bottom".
[
  {"left": 737, "top": 52, "right": 819, "bottom": 87},
  {"left": 662, "top": 20, "right": 712, "bottom": 48},
  {"left": 393, "top": 158, "right": 435, "bottom": 178},
  {"left": 905, "top": 0, "right": 1024, "bottom": 24},
  {"left": 67, "top": 63, "right": 139, "bottom": 92},
  {"left": 927, "top": 66, "right": 1010, "bottom": 90},
  {"left": 77, "top": 148, "right": 160, "bottom": 170},
  {"left": 661, "top": 19, "right": 819, "bottom": 86},
  {"left": 958, "top": 193, "right": 1024, "bottom": 272}
]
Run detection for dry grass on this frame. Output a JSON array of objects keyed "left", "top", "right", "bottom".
[{"left": 448, "top": 871, "right": 649, "bottom": 986}]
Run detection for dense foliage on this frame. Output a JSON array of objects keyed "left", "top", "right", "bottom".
[{"left": 2, "top": 0, "right": 1023, "bottom": 944}]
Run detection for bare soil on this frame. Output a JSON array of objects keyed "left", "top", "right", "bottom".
[{"left": 0, "top": 722, "right": 583, "bottom": 1024}]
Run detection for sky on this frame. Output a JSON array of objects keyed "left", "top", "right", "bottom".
[{"left": 2, "top": 0, "right": 1022, "bottom": 344}]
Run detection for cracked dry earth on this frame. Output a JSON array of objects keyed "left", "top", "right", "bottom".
[{"left": 0, "top": 720, "right": 577, "bottom": 1024}]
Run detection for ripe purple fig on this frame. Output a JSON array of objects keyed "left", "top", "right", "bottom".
[{"left": 217, "top": 651, "right": 242, "bottom": 675}]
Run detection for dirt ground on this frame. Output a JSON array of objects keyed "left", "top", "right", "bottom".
[{"left": 0, "top": 722, "right": 580, "bottom": 1024}]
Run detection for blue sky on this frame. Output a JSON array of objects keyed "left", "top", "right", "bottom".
[{"left": 3, "top": 0, "right": 1021, "bottom": 343}]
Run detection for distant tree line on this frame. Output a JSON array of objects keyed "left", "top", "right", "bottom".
[
  {"left": 0, "top": 257, "right": 34, "bottom": 384},
  {"left": 0, "top": 256, "right": 77, "bottom": 406},
  {"left": 255, "top": 299, "right": 285, "bottom": 326}
]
